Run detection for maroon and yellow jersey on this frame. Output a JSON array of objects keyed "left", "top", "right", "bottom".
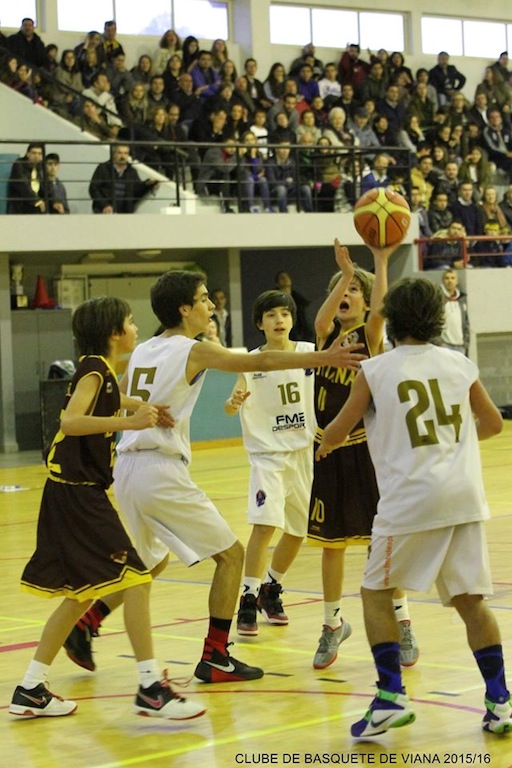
[{"left": 46, "top": 355, "right": 120, "bottom": 488}]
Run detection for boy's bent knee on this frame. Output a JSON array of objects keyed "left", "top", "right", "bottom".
[{"left": 213, "top": 539, "right": 244, "bottom": 566}]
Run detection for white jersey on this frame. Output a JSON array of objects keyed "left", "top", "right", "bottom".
[
  {"left": 361, "top": 343, "right": 489, "bottom": 535},
  {"left": 239, "top": 341, "right": 316, "bottom": 453},
  {"left": 117, "top": 334, "right": 204, "bottom": 464}
]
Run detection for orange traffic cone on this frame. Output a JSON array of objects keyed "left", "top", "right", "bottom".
[{"left": 33, "top": 275, "right": 55, "bottom": 309}]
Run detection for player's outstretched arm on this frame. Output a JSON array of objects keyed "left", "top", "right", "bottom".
[
  {"left": 364, "top": 244, "right": 399, "bottom": 353},
  {"left": 316, "top": 370, "right": 372, "bottom": 459},
  {"left": 188, "top": 335, "right": 367, "bottom": 381},
  {"left": 315, "top": 239, "right": 354, "bottom": 346},
  {"left": 470, "top": 379, "right": 503, "bottom": 440}
]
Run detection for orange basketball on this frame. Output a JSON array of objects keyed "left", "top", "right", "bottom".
[{"left": 353, "top": 187, "right": 411, "bottom": 247}]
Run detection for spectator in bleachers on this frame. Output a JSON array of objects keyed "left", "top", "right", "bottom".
[
  {"left": 491, "top": 52, "right": 510, "bottom": 83},
  {"left": 460, "top": 121, "right": 483, "bottom": 158},
  {"left": 118, "top": 82, "right": 149, "bottom": 127},
  {"left": 226, "top": 102, "right": 249, "bottom": 140},
  {"left": 317, "top": 62, "right": 341, "bottom": 105},
  {"left": 182, "top": 35, "right": 200, "bottom": 72},
  {"left": 42, "top": 44, "right": 59, "bottom": 75},
  {"left": 447, "top": 123, "right": 464, "bottom": 163},
  {"left": 347, "top": 107, "right": 380, "bottom": 151},
  {"left": 7, "top": 18, "right": 45, "bottom": 68},
  {"left": 428, "top": 189, "right": 453, "bottom": 234},
  {"left": 499, "top": 185, "right": 512, "bottom": 228},
  {"left": 373, "top": 113, "right": 399, "bottom": 149},
  {"left": 478, "top": 185, "right": 511, "bottom": 266},
  {"left": 431, "top": 143, "right": 449, "bottom": 173},
  {"left": 147, "top": 74, "right": 169, "bottom": 115},
  {"left": 450, "top": 180, "right": 485, "bottom": 241},
  {"left": 195, "top": 137, "right": 240, "bottom": 212},
  {"left": 295, "top": 63, "right": 319, "bottom": 104},
  {"left": 74, "top": 31, "right": 105, "bottom": 69},
  {"left": 357, "top": 60, "right": 387, "bottom": 104},
  {"left": 411, "top": 154, "right": 437, "bottom": 207},
  {"left": 249, "top": 108, "right": 269, "bottom": 155},
  {"left": 267, "top": 92, "right": 300, "bottom": 132},
  {"left": 233, "top": 75, "right": 257, "bottom": 116},
  {"left": 107, "top": 50, "right": 133, "bottom": 100},
  {"left": 457, "top": 145, "right": 493, "bottom": 202},
  {"left": 468, "top": 90, "right": 490, "bottom": 132},
  {"left": 338, "top": 82, "right": 359, "bottom": 119},
  {"left": 102, "top": 20, "right": 124, "bottom": 64},
  {"left": 426, "top": 219, "right": 468, "bottom": 269},
  {"left": 54, "top": 49, "right": 82, "bottom": 117},
  {"left": 152, "top": 29, "right": 182, "bottom": 76},
  {"left": 296, "top": 109, "right": 321, "bottom": 144},
  {"left": 78, "top": 45, "right": 103, "bottom": 88},
  {"left": 45, "top": 153, "right": 69, "bottom": 214},
  {"left": 210, "top": 39, "right": 229, "bottom": 72},
  {"left": 407, "top": 81, "right": 436, "bottom": 130},
  {"left": 289, "top": 43, "right": 323, "bottom": 79},
  {"left": 268, "top": 111, "right": 296, "bottom": 145},
  {"left": 398, "top": 113, "right": 427, "bottom": 155},
  {"left": 240, "top": 130, "right": 272, "bottom": 212},
  {"left": 263, "top": 62, "right": 286, "bottom": 105},
  {"left": 78, "top": 99, "right": 119, "bottom": 140},
  {"left": 434, "top": 159, "right": 460, "bottom": 206},
  {"left": 7, "top": 143, "right": 45, "bottom": 214},
  {"left": 337, "top": 43, "right": 370, "bottom": 90},
  {"left": 376, "top": 83, "right": 407, "bottom": 134},
  {"left": 172, "top": 72, "right": 203, "bottom": 128},
  {"left": 189, "top": 107, "right": 229, "bottom": 158},
  {"left": 388, "top": 51, "right": 413, "bottom": 84},
  {"left": 10, "top": 62, "right": 42, "bottom": 103},
  {"left": 191, "top": 50, "right": 220, "bottom": 100},
  {"left": 409, "top": 185, "right": 432, "bottom": 240},
  {"left": 162, "top": 54, "right": 183, "bottom": 100},
  {"left": 266, "top": 141, "right": 313, "bottom": 213},
  {"left": 0, "top": 53, "right": 18, "bottom": 86},
  {"left": 322, "top": 106, "right": 357, "bottom": 149},
  {"left": 415, "top": 67, "right": 438, "bottom": 109},
  {"left": 82, "top": 70, "right": 122, "bottom": 128},
  {"left": 89, "top": 144, "right": 158, "bottom": 214},
  {"left": 361, "top": 153, "right": 391, "bottom": 194},
  {"left": 218, "top": 59, "right": 237, "bottom": 85},
  {"left": 312, "top": 136, "right": 343, "bottom": 212},
  {"left": 447, "top": 92, "right": 470, "bottom": 128},
  {"left": 428, "top": 51, "right": 466, "bottom": 106},
  {"left": 243, "top": 58, "right": 271, "bottom": 111},
  {"left": 130, "top": 54, "right": 153, "bottom": 89},
  {"left": 478, "top": 66, "right": 512, "bottom": 114},
  {"left": 482, "top": 107, "right": 512, "bottom": 181}
]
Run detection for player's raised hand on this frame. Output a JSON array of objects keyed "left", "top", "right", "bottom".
[
  {"left": 334, "top": 238, "right": 355, "bottom": 276},
  {"left": 129, "top": 404, "right": 159, "bottom": 430},
  {"left": 368, "top": 243, "right": 400, "bottom": 261}
]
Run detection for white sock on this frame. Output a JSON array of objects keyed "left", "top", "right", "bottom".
[
  {"left": 137, "top": 659, "right": 160, "bottom": 689},
  {"left": 393, "top": 595, "right": 410, "bottom": 623},
  {"left": 264, "top": 567, "right": 284, "bottom": 584},
  {"left": 324, "top": 601, "right": 342, "bottom": 629},
  {"left": 21, "top": 660, "right": 50, "bottom": 690},
  {"left": 243, "top": 577, "right": 261, "bottom": 596}
]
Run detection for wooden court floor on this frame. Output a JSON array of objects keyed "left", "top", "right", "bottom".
[{"left": 1, "top": 424, "right": 512, "bottom": 768}]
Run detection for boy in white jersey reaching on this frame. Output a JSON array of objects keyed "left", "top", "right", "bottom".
[
  {"left": 225, "top": 290, "right": 316, "bottom": 637},
  {"left": 317, "top": 277, "right": 511, "bottom": 738},
  {"left": 64, "top": 270, "right": 366, "bottom": 683}
]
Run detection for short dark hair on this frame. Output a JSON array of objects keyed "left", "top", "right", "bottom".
[
  {"left": 151, "top": 270, "right": 207, "bottom": 329},
  {"left": 27, "top": 142, "right": 44, "bottom": 152},
  {"left": 382, "top": 278, "right": 444, "bottom": 344},
  {"left": 46, "top": 152, "right": 60, "bottom": 162},
  {"left": 252, "top": 290, "right": 297, "bottom": 329},
  {"left": 72, "top": 296, "right": 131, "bottom": 357}
]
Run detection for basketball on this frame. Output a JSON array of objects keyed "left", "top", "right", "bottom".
[{"left": 353, "top": 187, "right": 411, "bottom": 248}]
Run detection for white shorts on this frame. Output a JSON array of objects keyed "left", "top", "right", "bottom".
[
  {"left": 247, "top": 447, "right": 313, "bottom": 537},
  {"left": 363, "top": 522, "right": 493, "bottom": 606},
  {"left": 113, "top": 452, "right": 237, "bottom": 571}
]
